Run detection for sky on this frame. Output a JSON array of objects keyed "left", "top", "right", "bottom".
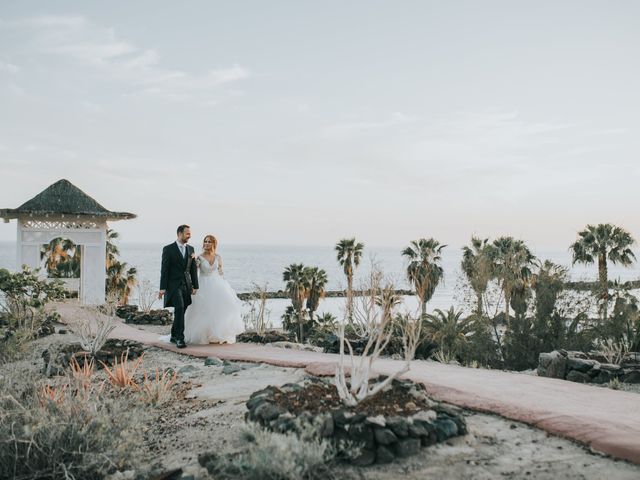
[{"left": 0, "top": 1, "right": 639, "bottom": 250}]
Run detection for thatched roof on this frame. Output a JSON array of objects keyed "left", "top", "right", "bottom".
[{"left": 0, "top": 179, "right": 136, "bottom": 220}]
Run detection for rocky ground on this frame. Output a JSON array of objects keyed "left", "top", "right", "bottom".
[{"left": 4, "top": 325, "right": 640, "bottom": 480}]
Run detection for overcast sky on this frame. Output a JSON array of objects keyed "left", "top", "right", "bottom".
[{"left": 1, "top": 1, "right": 639, "bottom": 249}]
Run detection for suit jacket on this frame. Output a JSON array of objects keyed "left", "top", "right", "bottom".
[{"left": 160, "top": 242, "right": 199, "bottom": 308}]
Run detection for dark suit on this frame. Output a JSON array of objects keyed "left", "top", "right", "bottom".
[{"left": 160, "top": 242, "right": 199, "bottom": 342}]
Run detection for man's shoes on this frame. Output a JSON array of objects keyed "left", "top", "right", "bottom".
[
  {"left": 169, "top": 337, "right": 178, "bottom": 344},
  {"left": 176, "top": 339, "right": 187, "bottom": 349}
]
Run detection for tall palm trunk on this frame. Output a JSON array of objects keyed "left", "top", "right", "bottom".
[
  {"left": 347, "top": 269, "right": 353, "bottom": 320},
  {"left": 504, "top": 286, "right": 511, "bottom": 326},
  {"left": 476, "top": 294, "right": 483, "bottom": 316},
  {"left": 421, "top": 299, "right": 427, "bottom": 317},
  {"left": 599, "top": 252, "right": 608, "bottom": 319}
]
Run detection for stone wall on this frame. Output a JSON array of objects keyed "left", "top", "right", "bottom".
[
  {"left": 538, "top": 349, "right": 640, "bottom": 384},
  {"left": 245, "top": 379, "right": 467, "bottom": 466}
]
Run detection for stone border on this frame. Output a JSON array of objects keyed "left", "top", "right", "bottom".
[
  {"left": 245, "top": 378, "right": 467, "bottom": 466},
  {"left": 116, "top": 305, "right": 173, "bottom": 325},
  {"left": 538, "top": 350, "right": 640, "bottom": 384}
]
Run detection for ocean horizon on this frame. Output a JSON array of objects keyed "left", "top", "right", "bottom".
[{"left": 2, "top": 240, "right": 640, "bottom": 327}]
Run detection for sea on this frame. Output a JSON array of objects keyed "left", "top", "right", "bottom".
[{"left": 2, "top": 241, "right": 639, "bottom": 327}]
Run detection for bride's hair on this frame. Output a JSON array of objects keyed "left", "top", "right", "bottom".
[{"left": 203, "top": 234, "right": 218, "bottom": 251}]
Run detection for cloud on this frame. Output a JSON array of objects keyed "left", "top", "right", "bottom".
[
  {"left": 0, "top": 14, "right": 87, "bottom": 29},
  {"left": 0, "top": 62, "right": 20, "bottom": 74},
  {"left": 325, "top": 112, "right": 414, "bottom": 135},
  {"left": 6, "top": 14, "right": 250, "bottom": 104}
]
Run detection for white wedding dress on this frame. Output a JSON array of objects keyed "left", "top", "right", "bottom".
[{"left": 183, "top": 255, "right": 244, "bottom": 344}]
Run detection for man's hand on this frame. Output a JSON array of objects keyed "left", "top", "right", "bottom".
[
  {"left": 158, "top": 290, "right": 165, "bottom": 299},
  {"left": 192, "top": 289, "right": 198, "bottom": 295}
]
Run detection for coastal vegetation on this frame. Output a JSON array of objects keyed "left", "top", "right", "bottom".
[{"left": 274, "top": 225, "right": 640, "bottom": 373}]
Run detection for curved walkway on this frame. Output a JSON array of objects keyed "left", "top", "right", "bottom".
[{"left": 57, "top": 304, "right": 640, "bottom": 465}]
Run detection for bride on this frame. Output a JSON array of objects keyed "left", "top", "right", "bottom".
[{"left": 183, "top": 235, "right": 244, "bottom": 344}]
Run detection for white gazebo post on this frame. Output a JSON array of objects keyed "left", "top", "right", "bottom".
[{"left": 1, "top": 179, "right": 136, "bottom": 305}]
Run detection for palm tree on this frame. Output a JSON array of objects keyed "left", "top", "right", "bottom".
[
  {"left": 283, "top": 263, "right": 311, "bottom": 342},
  {"left": 402, "top": 238, "right": 446, "bottom": 317},
  {"left": 424, "top": 307, "right": 473, "bottom": 361},
  {"left": 375, "top": 283, "right": 402, "bottom": 321},
  {"left": 570, "top": 223, "right": 636, "bottom": 319},
  {"left": 106, "top": 228, "right": 120, "bottom": 269},
  {"left": 461, "top": 237, "right": 493, "bottom": 315},
  {"left": 490, "top": 237, "right": 536, "bottom": 326},
  {"left": 305, "top": 267, "right": 328, "bottom": 322},
  {"left": 531, "top": 260, "right": 568, "bottom": 352},
  {"left": 335, "top": 238, "right": 364, "bottom": 320},
  {"left": 106, "top": 260, "right": 137, "bottom": 304}
]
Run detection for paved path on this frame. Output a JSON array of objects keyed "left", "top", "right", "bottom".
[{"left": 56, "top": 304, "right": 640, "bottom": 465}]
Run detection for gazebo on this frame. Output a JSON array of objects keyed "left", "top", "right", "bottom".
[{"left": 0, "top": 179, "right": 136, "bottom": 304}]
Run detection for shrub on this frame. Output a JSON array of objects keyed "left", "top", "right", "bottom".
[
  {"left": 0, "top": 371, "right": 145, "bottom": 480},
  {"left": 140, "top": 368, "right": 178, "bottom": 405},
  {"left": 205, "top": 421, "right": 337, "bottom": 480}
]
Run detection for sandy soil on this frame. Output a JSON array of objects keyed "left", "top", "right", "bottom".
[{"left": 5, "top": 327, "right": 640, "bottom": 480}]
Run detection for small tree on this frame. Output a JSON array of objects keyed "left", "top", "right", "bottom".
[
  {"left": 136, "top": 278, "right": 158, "bottom": 314},
  {"left": 242, "top": 282, "right": 271, "bottom": 334},
  {"left": 334, "top": 266, "right": 422, "bottom": 406},
  {"left": 69, "top": 296, "right": 118, "bottom": 356}
]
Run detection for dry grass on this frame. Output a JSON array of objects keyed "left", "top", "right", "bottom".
[{"left": 0, "top": 366, "right": 147, "bottom": 480}]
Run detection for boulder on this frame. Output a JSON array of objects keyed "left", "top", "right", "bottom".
[
  {"left": 567, "top": 357, "right": 599, "bottom": 373},
  {"left": 204, "top": 356, "right": 223, "bottom": 366},
  {"left": 622, "top": 370, "right": 640, "bottom": 384},
  {"left": 222, "top": 364, "right": 242, "bottom": 375},
  {"left": 350, "top": 448, "right": 376, "bottom": 466},
  {"left": 566, "top": 370, "right": 591, "bottom": 383},
  {"left": 373, "top": 427, "right": 398, "bottom": 446},
  {"left": 538, "top": 351, "right": 567, "bottom": 379},
  {"left": 375, "top": 445, "right": 395, "bottom": 464},
  {"left": 592, "top": 370, "right": 612, "bottom": 384},
  {"left": 386, "top": 416, "right": 410, "bottom": 438},
  {"left": 254, "top": 402, "right": 283, "bottom": 422},
  {"left": 434, "top": 418, "right": 458, "bottom": 441},
  {"left": 349, "top": 423, "right": 375, "bottom": 449},
  {"left": 395, "top": 438, "right": 421, "bottom": 458}
]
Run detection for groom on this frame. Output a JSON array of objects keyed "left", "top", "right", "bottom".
[{"left": 159, "top": 224, "right": 199, "bottom": 348}]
